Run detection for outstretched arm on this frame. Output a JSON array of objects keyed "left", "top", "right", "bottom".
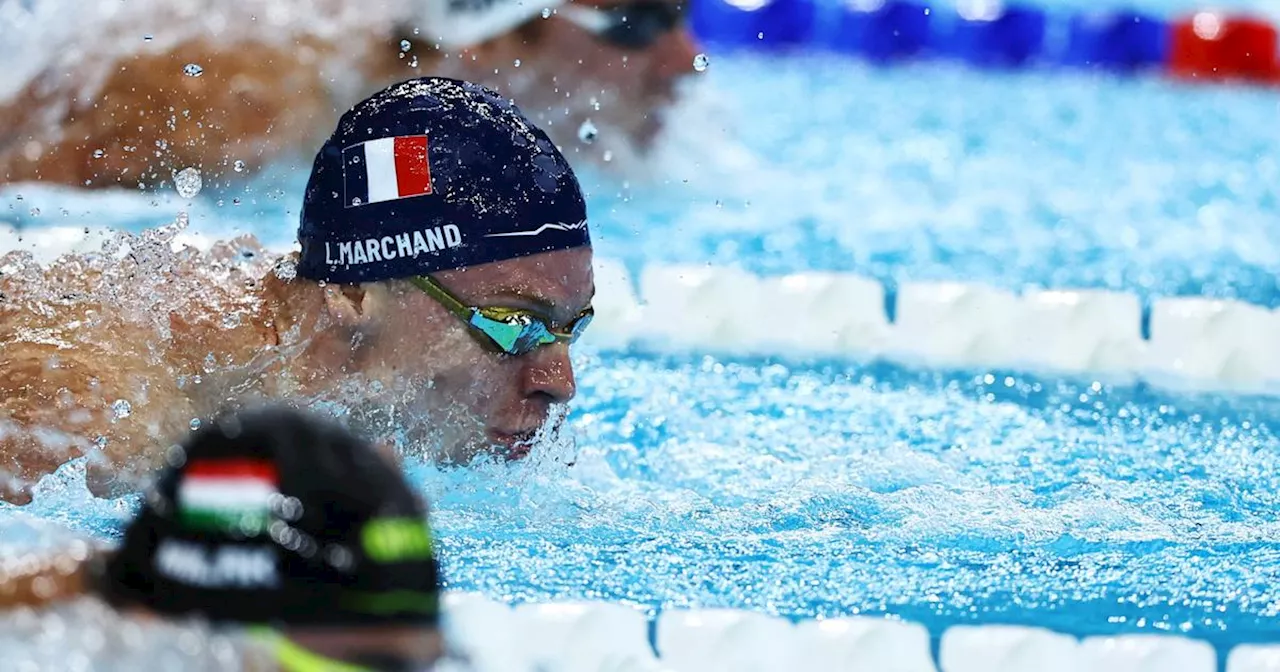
[{"left": 0, "top": 340, "right": 195, "bottom": 503}]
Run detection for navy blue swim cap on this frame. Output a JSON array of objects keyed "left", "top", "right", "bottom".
[{"left": 297, "top": 77, "right": 591, "bottom": 284}]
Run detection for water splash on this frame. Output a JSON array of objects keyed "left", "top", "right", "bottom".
[
  {"left": 578, "top": 119, "right": 599, "bottom": 144},
  {"left": 173, "top": 168, "right": 202, "bottom": 198}
]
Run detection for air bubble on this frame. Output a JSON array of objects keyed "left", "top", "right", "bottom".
[
  {"left": 693, "top": 53, "right": 710, "bottom": 72},
  {"left": 577, "top": 119, "right": 598, "bottom": 144},
  {"left": 174, "top": 167, "right": 202, "bottom": 198},
  {"left": 183, "top": 63, "right": 204, "bottom": 77},
  {"left": 111, "top": 399, "right": 132, "bottom": 420}
]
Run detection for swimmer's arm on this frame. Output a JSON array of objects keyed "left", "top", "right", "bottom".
[
  {"left": 0, "top": 343, "right": 195, "bottom": 503},
  {"left": 0, "top": 548, "right": 99, "bottom": 609}
]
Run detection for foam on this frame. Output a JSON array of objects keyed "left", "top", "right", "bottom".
[{"left": 442, "top": 596, "right": 1268, "bottom": 672}]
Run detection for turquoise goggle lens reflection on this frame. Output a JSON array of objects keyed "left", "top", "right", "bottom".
[
  {"left": 408, "top": 275, "right": 593, "bottom": 356},
  {"left": 467, "top": 308, "right": 594, "bottom": 356}
]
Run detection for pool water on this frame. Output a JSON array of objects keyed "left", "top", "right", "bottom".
[{"left": 5, "top": 47, "right": 1280, "bottom": 658}]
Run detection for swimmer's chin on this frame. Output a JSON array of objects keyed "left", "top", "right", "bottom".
[{"left": 487, "top": 429, "right": 536, "bottom": 461}]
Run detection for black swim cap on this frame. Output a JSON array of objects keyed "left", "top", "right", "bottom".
[
  {"left": 96, "top": 406, "right": 439, "bottom": 627},
  {"left": 297, "top": 76, "right": 591, "bottom": 285}
]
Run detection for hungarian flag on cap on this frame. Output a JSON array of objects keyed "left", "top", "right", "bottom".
[{"left": 177, "top": 459, "right": 279, "bottom": 533}]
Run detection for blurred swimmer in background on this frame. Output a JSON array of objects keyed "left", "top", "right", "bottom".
[
  {"left": 0, "top": 405, "right": 451, "bottom": 671},
  {"left": 0, "top": 0, "right": 699, "bottom": 188},
  {"left": 0, "top": 76, "right": 595, "bottom": 503}
]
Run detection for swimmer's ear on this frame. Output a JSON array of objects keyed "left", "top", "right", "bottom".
[{"left": 321, "top": 284, "right": 373, "bottom": 326}]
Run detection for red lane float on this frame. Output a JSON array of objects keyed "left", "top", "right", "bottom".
[{"left": 1168, "top": 12, "right": 1280, "bottom": 83}]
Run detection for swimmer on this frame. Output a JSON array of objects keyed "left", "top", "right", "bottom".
[
  {"left": 0, "top": 0, "right": 698, "bottom": 188},
  {"left": 0, "top": 405, "right": 448, "bottom": 671},
  {"left": 0, "top": 76, "right": 595, "bottom": 503}
]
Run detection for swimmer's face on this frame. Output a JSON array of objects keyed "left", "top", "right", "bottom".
[
  {"left": 457, "top": 0, "right": 698, "bottom": 150},
  {"left": 345, "top": 247, "right": 594, "bottom": 461}
]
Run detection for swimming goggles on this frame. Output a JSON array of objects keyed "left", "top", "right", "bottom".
[
  {"left": 558, "top": 0, "right": 687, "bottom": 50},
  {"left": 408, "top": 275, "right": 593, "bottom": 356}
]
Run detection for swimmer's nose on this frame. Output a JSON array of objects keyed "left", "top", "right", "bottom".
[{"left": 522, "top": 343, "right": 577, "bottom": 404}]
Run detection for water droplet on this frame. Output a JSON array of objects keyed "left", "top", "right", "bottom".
[
  {"left": 409, "top": 55, "right": 418, "bottom": 67},
  {"left": 326, "top": 544, "right": 355, "bottom": 571},
  {"left": 92, "top": 149, "right": 105, "bottom": 159},
  {"left": 350, "top": 196, "right": 363, "bottom": 206},
  {"left": 28, "top": 208, "right": 39, "bottom": 217},
  {"left": 400, "top": 39, "right": 412, "bottom": 52},
  {"left": 693, "top": 53, "right": 710, "bottom": 72},
  {"left": 165, "top": 444, "right": 187, "bottom": 467},
  {"left": 232, "top": 198, "right": 241, "bottom": 206},
  {"left": 603, "top": 150, "right": 614, "bottom": 162},
  {"left": 143, "top": 34, "right": 153, "bottom": 41},
  {"left": 577, "top": 119, "right": 598, "bottom": 144},
  {"left": 111, "top": 399, "right": 132, "bottom": 419},
  {"left": 274, "top": 258, "right": 298, "bottom": 281},
  {"left": 541, "top": 7, "right": 552, "bottom": 18},
  {"left": 183, "top": 63, "right": 204, "bottom": 77},
  {"left": 233, "top": 160, "right": 246, "bottom": 172},
  {"left": 757, "top": 32, "right": 764, "bottom": 39},
  {"left": 190, "top": 418, "right": 202, "bottom": 430},
  {"left": 514, "top": 58, "right": 522, "bottom": 67},
  {"left": 174, "top": 167, "right": 202, "bottom": 198}
]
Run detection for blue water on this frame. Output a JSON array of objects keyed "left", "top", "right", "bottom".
[{"left": 6, "top": 52, "right": 1280, "bottom": 659}]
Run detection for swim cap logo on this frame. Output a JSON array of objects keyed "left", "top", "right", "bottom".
[
  {"left": 343, "top": 135, "right": 434, "bottom": 208},
  {"left": 154, "top": 540, "right": 280, "bottom": 589},
  {"left": 361, "top": 517, "right": 434, "bottom": 564}
]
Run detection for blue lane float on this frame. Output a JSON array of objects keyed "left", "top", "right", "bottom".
[
  {"left": 1061, "top": 11, "right": 1168, "bottom": 70},
  {"left": 928, "top": 4, "right": 1048, "bottom": 68},
  {"left": 689, "top": 0, "right": 816, "bottom": 49},
  {"left": 822, "top": 1, "right": 932, "bottom": 62},
  {"left": 687, "top": 1, "right": 1280, "bottom": 86}
]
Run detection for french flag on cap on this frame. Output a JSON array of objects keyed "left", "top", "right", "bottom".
[{"left": 343, "top": 135, "right": 433, "bottom": 208}]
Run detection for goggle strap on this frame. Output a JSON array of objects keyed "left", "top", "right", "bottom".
[
  {"left": 250, "top": 628, "right": 372, "bottom": 672},
  {"left": 408, "top": 276, "right": 475, "bottom": 324}
]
